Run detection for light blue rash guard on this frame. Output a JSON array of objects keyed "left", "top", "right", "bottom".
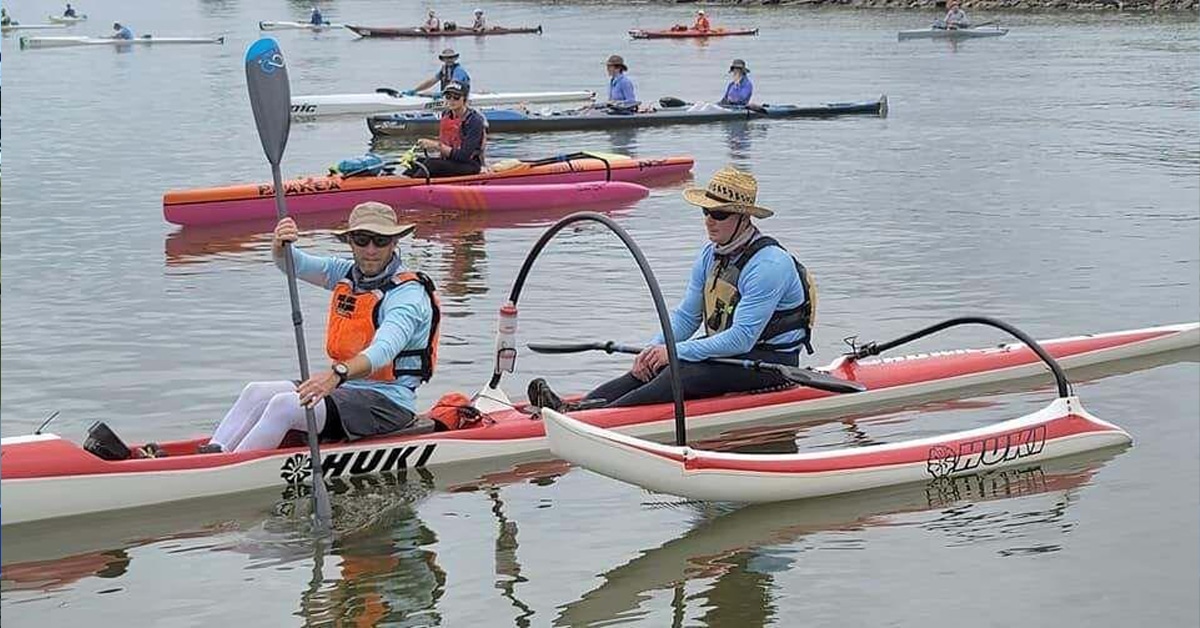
[
  {"left": 608, "top": 73, "right": 637, "bottom": 106},
  {"left": 114, "top": 26, "right": 133, "bottom": 39},
  {"left": 721, "top": 76, "right": 754, "bottom": 106},
  {"left": 651, "top": 240, "right": 808, "bottom": 362},
  {"left": 434, "top": 64, "right": 471, "bottom": 93},
  {"left": 278, "top": 248, "right": 434, "bottom": 413}
]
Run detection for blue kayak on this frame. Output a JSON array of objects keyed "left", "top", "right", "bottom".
[{"left": 368, "top": 96, "right": 888, "bottom": 136}]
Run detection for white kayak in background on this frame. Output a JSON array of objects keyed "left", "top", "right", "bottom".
[
  {"left": 291, "top": 89, "right": 596, "bottom": 118},
  {"left": 2, "top": 23, "right": 68, "bottom": 33},
  {"left": 20, "top": 34, "right": 226, "bottom": 49},
  {"left": 258, "top": 20, "right": 346, "bottom": 32},
  {"left": 47, "top": 14, "right": 88, "bottom": 24},
  {"left": 898, "top": 25, "right": 1008, "bottom": 40}
]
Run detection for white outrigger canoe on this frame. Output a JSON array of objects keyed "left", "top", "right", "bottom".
[
  {"left": 2, "top": 321, "right": 1195, "bottom": 526},
  {"left": 898, "top": 26, "right": 1008, "bottom": 40},
  {"left": 19, "top": 34, "right": 226, "bottom": 49},
  {"left": 291, "top": 89, "right": 596, "bottom": 118},
  {"left": 258, "top": 20, "right": 347, "bottom": 32}
]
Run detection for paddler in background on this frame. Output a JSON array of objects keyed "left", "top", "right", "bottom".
[
  {"left": 471, "top": 8, "right": 486, "bottom": 31},
  {"left": 528, "top": 166, "right": 817, "bottom": 409},
  {"left": 201, "top": 202, "right": 441, "bottom": 453},
  {"left": 2, "top": 8, "right": 15, "bottom": 26},
  {"left": 407, "top": 48, "right": 471, "bottom": 97},
  {"left": 598, "top": 54, "right": 639, "bottom": 111},
  {"left": 694, "top": 9, "right": 711, "bottom": 32},
  {"left": 941, "top": 1, "right": 970, "bottom": 29},
  {"left": 63, "top": 4, "right": 78, "bottom": 18},
  {"left": 718, "top": 59, "right": 753, "bottom": 107},
  {"left": 422, "top": 9, "right": 441, "bottom": 32},
  {"left": 309, "top": 5, "right": 326, "bottom": 26},
  {"left": 111, "top": 22, "right": 132, "bottom": 39},
  {"left": 406, "top": 81, "right": 487, "bottom": 178}
]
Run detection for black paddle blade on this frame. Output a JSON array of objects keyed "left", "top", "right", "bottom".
[
  {"left": 245, "top": 38, "right": 291, "bottom": 166},
  {"left": 777, "top": 366, "right": 866, "bottom": 394},
  {"left": 528, "top": 342, "right": 642, "bottom": 355}
]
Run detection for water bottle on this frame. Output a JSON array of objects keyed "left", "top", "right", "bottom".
[{"left": 494, "top": 301, "right": 519, "bottom": 373}]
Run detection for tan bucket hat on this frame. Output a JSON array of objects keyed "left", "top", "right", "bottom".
[
  {"left": 334, "top": 202, "right": 417, "bottom": 238},
  {"left": 605, "top": 54, "right": 628, "bottom": 71},
  {"left": 682, "top": 167, "right": 774, "bottom": 219}
]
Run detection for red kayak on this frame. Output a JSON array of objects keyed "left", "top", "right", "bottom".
[
  {"left": 347, "top": 24, "right": 542, "bottom": 38},
  {"left": 2, "top": 322, "right": 1194, "bottom": 525},
  {"left": 629, "top": 27, "right": 759, "bottom": 40}
]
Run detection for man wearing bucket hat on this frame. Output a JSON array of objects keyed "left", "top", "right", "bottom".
[
  {"left": 202, "top": 202, "right": 442, "bottom": 453},
  {"left": 408, "top": 80, "right": 487, "bottom": 178},
  {"left": 598, "top": 54, "right": 638, "bottom": 110},
  {"left": 719, "top": 59, "right": 754, "bottom": 107},
  {"left": 409, "top": 48, "right": 472, "bottom": 97},
  {"left": 529, "top": 166, "right": 816, "bottom": 409}
]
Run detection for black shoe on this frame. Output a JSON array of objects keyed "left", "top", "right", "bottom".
[
  {"left": 196, "top": 442, "right": 224, "bottom": 454},
  {"left": 527, "top": 378, "right": 566, "bottom": 412}
]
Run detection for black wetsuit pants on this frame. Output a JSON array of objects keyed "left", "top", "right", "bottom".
[{"left": 584, "top": 349, "right": 799, "bottom": 407}]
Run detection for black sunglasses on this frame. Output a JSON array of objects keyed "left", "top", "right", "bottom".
[
  {"left": 443, "top": 93, "right": 464, "bottom": 101},
  {"left": 703, "top": 208, "right": 735, "bottom": 221},
  {"left": 348, "top": 232, "right": 396, "bottom": 248}
]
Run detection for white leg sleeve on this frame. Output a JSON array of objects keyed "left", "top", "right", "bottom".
[
  {"left": 233, "top": 390, "right": 328, "bottom": 453},
  {"left": 210, "top": 381, "right": 297, "bottom": 451}
]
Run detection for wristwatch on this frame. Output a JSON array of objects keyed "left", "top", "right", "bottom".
[{"left": 332, "top": 362, "right": 350, "bottom": 386}]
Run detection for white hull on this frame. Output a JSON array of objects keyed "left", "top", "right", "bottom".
[
  {"left": 543, "top": 397, "right": 1131, "bottom": 503},
  {"left": 2, "top": 322, "right": 1195, "bottom": 525},
  {"left": 291, "top": 90, "right": 595, "bottom": 118},
  {"left": 19, "top": 35, "right": 225, "bottom": 49},
  {"left": 47, "top": 14, "right": 87, "bottom": 24},
  {"left": 258, "top": 20, "right": 346, "bottom": 32},
  {"left": 2, "top": 23, "right": 68, "bottom": 32}
]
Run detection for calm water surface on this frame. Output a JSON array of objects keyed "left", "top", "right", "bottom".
[{"left": 2, "top": 0, "right": 1197, "bottom": 626}]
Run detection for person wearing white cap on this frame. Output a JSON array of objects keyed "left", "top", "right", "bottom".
[
  {"left": 201, "top": 202, "right": 441, "bottom": 453},
  {"left": 528, "top": 166, "right": 817, "bottom": 410},
  {"left": 693, "top": 9, "right": 710, "bottom": 32},
  {"left": 471, "top": 8, "right": 486, "bottom": 31}
]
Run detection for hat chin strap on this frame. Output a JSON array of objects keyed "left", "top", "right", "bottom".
[{"left": 714, "top": 215, "right": 755, "bottom": 255}]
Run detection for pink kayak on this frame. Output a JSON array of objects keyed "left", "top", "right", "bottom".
[
  {"left": 162, "top": 153, "right": 694, "bottom": 226},
  {"left": 408, "top": 181, "right": 648, "bottom": 213}
]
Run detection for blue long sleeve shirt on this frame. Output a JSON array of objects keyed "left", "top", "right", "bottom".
[
  {"left": 651, "top": 240, "right": 808, "bottom": 362},
  {"left": 277, "top": 248, "right": 434, "bottom": 413},
  {"left": 608, "top": 73, "right": 637, "bottom": 106},
  {"left": 443, "top": 108, "right": 486, "bottom": 165},
  {"left": 721, "top": 76, "right": 754, "bottom": 106},
  {"left": 435, "top": 64, "right": 471, "bottom": 93}
]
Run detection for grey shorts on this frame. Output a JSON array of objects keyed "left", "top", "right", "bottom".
[{"left": 324, "top": 386, "right": 417, "bottom": 441}]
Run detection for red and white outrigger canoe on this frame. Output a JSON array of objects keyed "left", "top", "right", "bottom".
[
  {"left": 2, "top": 322, "right": 1195, "bottom": 526},
  {"left": 542, "top": 395, "right": 1130, "bottom": 503}
]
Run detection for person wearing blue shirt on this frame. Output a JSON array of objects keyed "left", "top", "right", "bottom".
[
  {"left": 111, "top": 22, "right": 132, "bottom": 39},
  {"left": 528, "top": 167, "right": 816, "bottom": 409},
  {"left": 719, "top": 59, "right": 754, "bottom": 107},
  {"left": 63, "top": 4, "right": 78, "bottom": 18},
  {"left": 309, "top": 6, "right": 326, "bottom": 26},
  {"left": 410, "top": 48, "right": 471, "bottom": 96},
  {"left": 202, "top": 203, "right": 441, "bottom": 453},
  {"left": 602, "top": 54, "right": 638, "bottom": 109}
]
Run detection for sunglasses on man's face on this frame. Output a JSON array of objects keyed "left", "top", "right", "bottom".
[
  {"left": 703, "top": 208, "right": 735, "bottom": 221},
  {"left": 348, "top": 232, "right": 396, "bottom": 248}
]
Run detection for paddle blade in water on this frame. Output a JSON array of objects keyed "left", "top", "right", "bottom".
[{"left": 245, "top": 38, "right": 291, "bottom": 166}]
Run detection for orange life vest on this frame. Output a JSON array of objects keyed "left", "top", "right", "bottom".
[
  {"left": 325, "top": 270, "right": 441, "bottom": 382},
  {"left": 694, "top": 16, "right": 710, "bottom": 31},
  {"left": 437, "top": 108, "right": 486, "bottom": 164}
]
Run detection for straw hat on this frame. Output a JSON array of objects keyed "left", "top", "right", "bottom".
[
  {"left": 682, "top": 167, "right": 774, "bottom": 219},
  {"left": 334, "top": 202, "right": 417, "bottom": 238}
]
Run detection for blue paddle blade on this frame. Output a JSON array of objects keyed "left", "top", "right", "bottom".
[{"left": 245, "top": 38, "right": 291, "bottom": 166}]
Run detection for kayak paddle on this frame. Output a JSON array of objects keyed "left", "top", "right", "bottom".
[
  {"left": 245, "top": 37, "right": 333, "bottom": 534},
  {"left": 527, "top": 341, "right": 866, "bottom": 394}
]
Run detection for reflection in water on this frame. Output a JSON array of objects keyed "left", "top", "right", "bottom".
[
  {"left": 554, "top": 446, "right": 1127, "bottom": 628},
  {"left": 726, "top": 122, "right": 753, "bottom": 169}
]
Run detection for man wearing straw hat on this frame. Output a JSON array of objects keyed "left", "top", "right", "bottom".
[
  {"left": 201, "top": 202, "right": 441, "bottom": 453},
  {"left": 529, "top": 166, "right": 816, "bottom": 409}
]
